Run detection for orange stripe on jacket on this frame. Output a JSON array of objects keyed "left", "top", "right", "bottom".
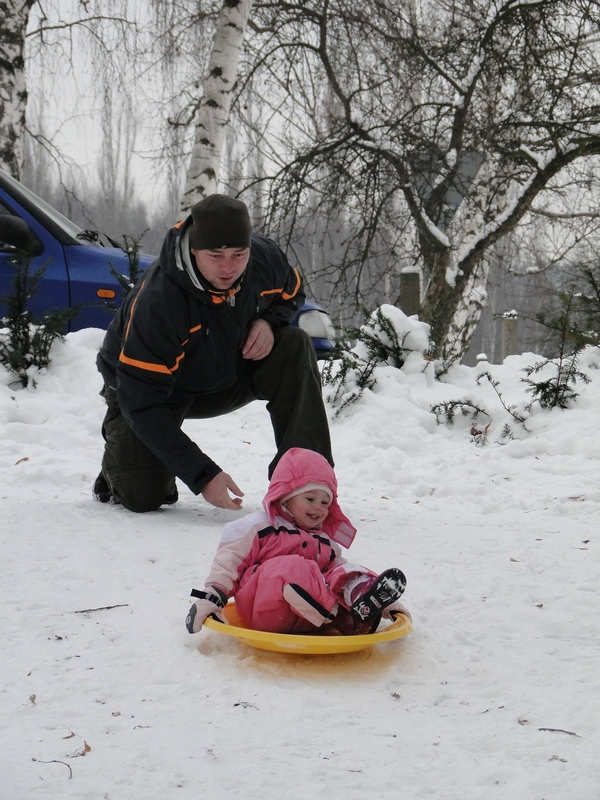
[
  {"left": 119, "top": 349, "right": 186, "bottom": 374},
  {"left": 119, "top": 281, "right": 202, "bottom": 375},
  {"left": 259, "top": 268, "right": 301, "bottom": 302},
  {"left": 124, "top": 279, "right": 146, "bottom": 341}
]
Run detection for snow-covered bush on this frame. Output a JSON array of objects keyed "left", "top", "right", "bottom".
[{"left": 322, "top": 304, "right": 431, "bottom": 416}]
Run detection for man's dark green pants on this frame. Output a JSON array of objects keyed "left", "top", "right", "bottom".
[{"left": 99, "top": 326, "right": 333, "bottom": 512}]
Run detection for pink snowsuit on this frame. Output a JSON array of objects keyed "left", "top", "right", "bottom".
[{"left": 203, "top": 448, "right": 376, "bottom": 633}]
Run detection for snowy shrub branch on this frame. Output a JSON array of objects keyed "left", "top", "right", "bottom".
[
  {"left": 322, "top": 304, "right": 432, "bottom": 417},
  {"left": 0, "top": 253, "right": 75, "bottom": 388}
]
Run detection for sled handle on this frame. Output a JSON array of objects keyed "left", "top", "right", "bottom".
[{"left": 389, "top": 609, "right": 411, "bottom": 622}]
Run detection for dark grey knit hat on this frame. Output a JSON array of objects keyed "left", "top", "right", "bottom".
[{"left": 189, "top": 194, "right": 252, "bottom": 250}]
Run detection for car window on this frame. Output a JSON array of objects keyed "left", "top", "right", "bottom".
[{"left": 1, "top": 171, "right": 82, "bottom": 240}]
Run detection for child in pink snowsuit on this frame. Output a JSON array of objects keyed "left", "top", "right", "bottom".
[{"left": 186, "top": 447, "right": 408, "bottom": 635}]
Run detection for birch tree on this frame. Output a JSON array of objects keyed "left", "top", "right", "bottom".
[
  {"left": 181, "top": 0, "right": 252, "bottom": 212},
  {"left": 2, "top": 0, "right": 142, "bottom": 188},
  {"left": 0, "top": 0, "right": 36, "bottom": 178},
  {"left": 244, "top": 0, "right": 600, "bottom": 364}
]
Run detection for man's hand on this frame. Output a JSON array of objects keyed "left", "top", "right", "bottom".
[
  {"left": 202, "top": 471, "right": 244, "bottom": 510},
  {"left": 242, "top": 319, "right": 274, "bottom": 360}
]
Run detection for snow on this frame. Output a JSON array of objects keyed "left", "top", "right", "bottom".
[{"left": 2, "top": 327, "right": 599, "bottom": 799}]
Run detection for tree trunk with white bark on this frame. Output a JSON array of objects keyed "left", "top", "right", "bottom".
[
  {"left": 240, "top": 0, "right": 600, "bottom": 364},
  {"left": 181, "top": 0, "right": 252, "bottom": 212},
  {"left": 0, "top": 0, "right": 36, "bottom": 178}
]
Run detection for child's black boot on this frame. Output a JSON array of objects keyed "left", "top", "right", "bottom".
[{"left": 351, "top": 568, "right": 407, "bottom": 626}]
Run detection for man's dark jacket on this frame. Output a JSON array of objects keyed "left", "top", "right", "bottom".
[{"left": 97, "top": 219, "right": 305, "bottom": 494}]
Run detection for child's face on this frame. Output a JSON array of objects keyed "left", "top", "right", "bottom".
[{"left": 284, "top": 489, "right": 332, "bottom": 530}]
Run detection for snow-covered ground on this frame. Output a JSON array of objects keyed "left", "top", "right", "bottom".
[{"left": 2, "top": 325, "right": 598, "bottom": 799}]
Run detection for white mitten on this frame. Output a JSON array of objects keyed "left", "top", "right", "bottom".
[
  {"left": 383, "top": 600, "right": 412, "bottom": 622},
  {"left": 185, "top": 587, "right": 227, "bottom": 633}
]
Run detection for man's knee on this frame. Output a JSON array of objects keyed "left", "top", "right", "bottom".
[
  {"left": 274, "top": 325, "right": 315, "bottom": 358},
  {"left": 101, "top": 411, "right": 176, "bottom": 512},
  {"left": 108, "top": 470, "right": 176, "bottom": 513},
  {"left": 261, "top": 326, "right": 319, "bottom": 381}
]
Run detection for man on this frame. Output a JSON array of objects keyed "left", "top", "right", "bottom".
[{"left": 94, "top": 194, "right": 333, "bottom": 512}]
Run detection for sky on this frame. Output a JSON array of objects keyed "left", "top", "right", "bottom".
[
  {"left": 1, "top": 314, "right": 599, "bottom": 799},
  {"left": 25, "top": 1, "right": 169, "bottom": 198}
]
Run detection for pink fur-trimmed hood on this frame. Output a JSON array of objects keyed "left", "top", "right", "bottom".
[{"left": 263, "top": 448, "right": 356, "bottom": 548}]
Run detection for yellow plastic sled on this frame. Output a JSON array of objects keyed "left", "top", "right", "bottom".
[{"left": 204, "top": 601, "right": 412, "bottom": 655}]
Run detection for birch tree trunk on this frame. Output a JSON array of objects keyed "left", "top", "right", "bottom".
[
  {"left": 239, "top": 0, "right": 600, "bottom": 363},
  {"left": 181, "top": 0, "right": 252, "bottom": 212},
  {"left": 0, "top": 0, "right": 36, "bottom": 179}
]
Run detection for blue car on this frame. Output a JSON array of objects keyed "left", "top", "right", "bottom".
[{"left": 0, "top": 168, "right": 335, "bottom": 357}]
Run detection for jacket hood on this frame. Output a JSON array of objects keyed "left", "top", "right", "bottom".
[
  {"left": 263, "top": 448, "right": 356, "bottom": 548},
  {"left": 153, "top": 220, "right": 196, "bottom": 292}
]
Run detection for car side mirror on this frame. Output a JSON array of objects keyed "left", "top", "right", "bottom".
[{"left": 0, "top": 213, "right": 44, "bottom": 256}]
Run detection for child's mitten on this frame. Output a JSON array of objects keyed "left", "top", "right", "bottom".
[{"left": 185, "top": 586, "right": 227, "bottom": 633}]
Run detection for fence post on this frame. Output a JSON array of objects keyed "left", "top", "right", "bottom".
[
  {"left": 501, "top": 311, "right": 519, "bottom": 360},
  {"left": 399, "top": 270, "right": 420, "bottom": 316}
]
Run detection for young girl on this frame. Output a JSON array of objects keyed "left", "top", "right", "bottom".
[{"left": 186, "top": 447, "right": 408, "bottom": 636}]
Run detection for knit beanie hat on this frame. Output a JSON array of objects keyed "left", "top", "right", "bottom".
[{"left": 189, "top": 194, "right": 251, "bottom": 251}]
